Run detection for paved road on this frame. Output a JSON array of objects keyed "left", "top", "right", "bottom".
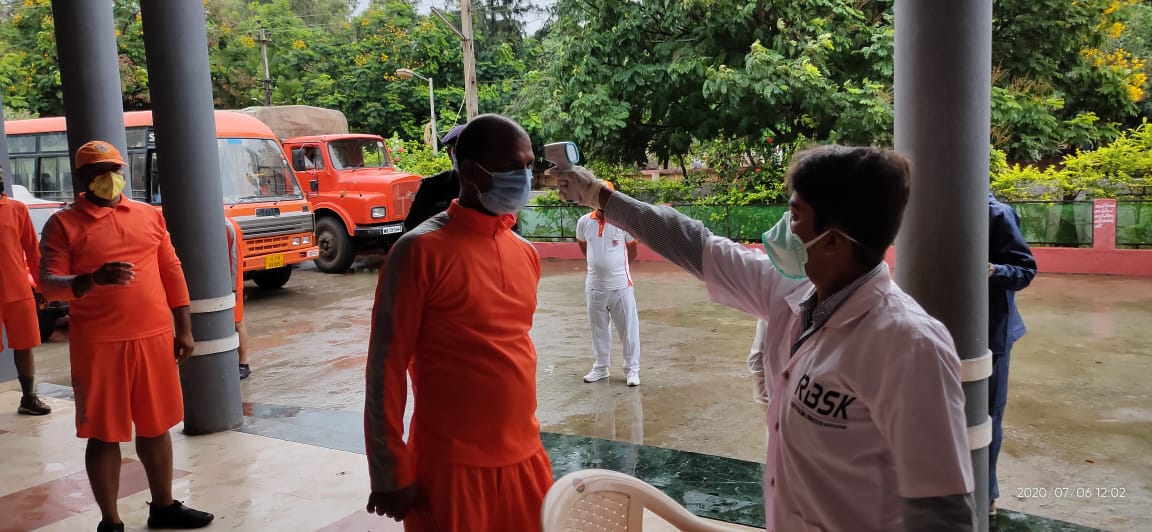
[{"left": 27, "top": 262, "right": 1152, "bottom": 530}]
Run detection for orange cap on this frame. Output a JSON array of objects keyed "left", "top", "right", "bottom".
[{"left": 74, "top": 140, "right": 127, "bottom": 169}]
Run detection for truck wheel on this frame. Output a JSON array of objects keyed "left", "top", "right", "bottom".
[
  {"left": 37, "top": 309, "right": 58, "bottom": 343},
  {"left": 315, "top": 217, "right": 355, "bottom": 273},
  {"left": 251, "top": 266, "right": 293, "bottom": 290}
]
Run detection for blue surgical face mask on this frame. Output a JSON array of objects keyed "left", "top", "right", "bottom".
[
  {"left": 762, "top": 211, "right": 857, "bottom": 279},
  {"left": 474, "top": 163, "right": 532, "bottom": 215}
]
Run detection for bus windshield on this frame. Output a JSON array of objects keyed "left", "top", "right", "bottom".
[
  {"left": 218, "top": 138, "right": 302, "bottom": 203},
  {"left": 328, "top": 139, "right": 393, "bottom": 170}
]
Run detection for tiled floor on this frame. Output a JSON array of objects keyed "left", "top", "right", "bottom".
[{"left": 0, "top": 391, "right": 756, "bottom": 531}]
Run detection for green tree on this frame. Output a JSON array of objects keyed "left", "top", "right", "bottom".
[
  {"left": 0, "top": 0, "right": 63, "bottom": 116},
  {"left": 526, "top": 0, "right": 1147, "bottom": 169},
  {"left": 521, "top": 0, "right": 893, "bottom": 167},
  {"left": 991, "top": 0, "right": 1147, "bottom": 161}
]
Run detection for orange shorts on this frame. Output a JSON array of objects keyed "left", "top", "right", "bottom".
[
  {"left": 70, "top": 332, "right": 184, "bottom": 442},
  {"left": 0, "top": 298, "right": 40, "bottom": 350},
  {"left": 404, "top": 446, "right": 554, "bottom": 532}
]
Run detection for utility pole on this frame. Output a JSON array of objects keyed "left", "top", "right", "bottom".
[
  {"left": 258, "top": 26, "right": 273, "bottom": 106},
  {"left": 459, "top": 1, "right": 478, "bottom": 119},
  {"left": 431, "top": 5, "right": 478, "bottom": 119}
]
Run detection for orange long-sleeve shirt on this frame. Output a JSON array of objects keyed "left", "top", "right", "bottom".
[
  {"left": 0, "top": 194, "right": 40, "bottom": 303},
  {"left": 365, "top": 200, "right": 543, "bottom": 492},
  {"left": 39, "top": 194, "right": 190, "bottom": 342}
]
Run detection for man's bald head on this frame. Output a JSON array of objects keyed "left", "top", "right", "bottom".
[
  {"left": 453, "top": 114, "right": 535, "bottom": 214},
  {"left": 454, "top": 114, "right": 530, "bottom": 164}
]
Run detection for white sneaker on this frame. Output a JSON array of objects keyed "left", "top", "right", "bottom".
[
  {"left": 626, "top": 371, "right": 640, "bottom": 387},
  {"left": 583, "top": 368, "right": 609, "bottom": 383}
]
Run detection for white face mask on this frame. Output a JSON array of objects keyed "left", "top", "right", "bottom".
[
  {"left": 474, "top": 163, "right": 532, "bottom": 215},
  {"left": 762, "top": 211, "right": 858, "bottom": 279}
]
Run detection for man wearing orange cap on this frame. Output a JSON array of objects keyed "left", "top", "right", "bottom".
[
  {"left": 0, "top": 165, "right": 52, "bottom": 416},
  {"left": 575, "top": 181, "right": 642, "bottom": 386},
  {"left": 39, "top": 141, "right": 214, "bottom": 532}
]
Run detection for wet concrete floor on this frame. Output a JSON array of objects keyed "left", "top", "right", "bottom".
[{"left": 27, "top": 261, "right": 1152, "bottom": 530}]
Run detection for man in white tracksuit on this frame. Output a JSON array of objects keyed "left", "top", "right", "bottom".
[
  {"left": 553, "top": 145, "right": 976, "bottom": 531},
  {"left": 576, "top": 186, "right": 641, "bottom": 387}
]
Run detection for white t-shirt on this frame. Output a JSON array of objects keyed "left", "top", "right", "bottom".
[{"left": 576, "top": 213, "right": 635, "bottom": 290}]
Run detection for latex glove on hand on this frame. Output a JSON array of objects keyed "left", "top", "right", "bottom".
[{"left": 548, "top": 166, "right": 607, "bottom": 209}]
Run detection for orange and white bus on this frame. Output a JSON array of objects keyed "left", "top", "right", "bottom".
[{"left": 5, "top": 110, "right": 319, "bottom": 290}]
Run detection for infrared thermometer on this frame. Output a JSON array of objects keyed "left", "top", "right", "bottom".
[{"left": 544, "top": 141, "right": 580, "bottom": 170}]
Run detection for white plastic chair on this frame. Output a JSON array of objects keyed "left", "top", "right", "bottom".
[{"left": 541, "top": 469, "right": 735, "bottom": 531}]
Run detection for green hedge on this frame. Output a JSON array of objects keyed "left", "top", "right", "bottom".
[
  {"left": 518, "top": 204, "right": 787, "bottom": 242},
  {"left": 519, "top": 202, "right": 1152, "bottom": 248}
]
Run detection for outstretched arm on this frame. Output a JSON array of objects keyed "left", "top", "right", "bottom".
[{"left": 555, "top": 167, "right": 796, "bottom": 319}]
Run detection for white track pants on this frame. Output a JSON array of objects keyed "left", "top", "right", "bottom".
[{"left": 587, "top": 286, "right": 640, "bottom": 373}]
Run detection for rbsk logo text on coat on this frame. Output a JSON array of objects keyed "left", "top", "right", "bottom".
[{"left": 791, "top": 374, "right": 856, "bottom": 429}]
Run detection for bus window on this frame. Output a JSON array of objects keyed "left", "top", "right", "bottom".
[
  {"left": 8, "top": 158, "right": 36, "bottom": 195},
  {"left": 217, "top": 138, "right": 301, "bottom": 204},
  {"left": 37, "top": 156, "right": 73, "bottom": 201},
  {"left": 39, "top": 133, "right": 68, "bottom": 153},
  {"left": 130, "top": 152, "right": 148, "bottom": 202},
  {"left": 7, "top": 135, "right": 37, "bottom": 154},
  {"left": 127, "top": 127, "right": 149, "bottom": 149}
]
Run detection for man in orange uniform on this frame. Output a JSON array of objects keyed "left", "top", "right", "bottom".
[
  {"left": 0, "top": 166, "right": 52, "bottom": 416},
  {"left": 39, "top": 141, "right": 214, "bottom": 532},
  {"left": 225, "top": 217, "right": 251, "bottom": 379},
  {"left": 365, "top": 115, "right": 553, "bottom": 531}
]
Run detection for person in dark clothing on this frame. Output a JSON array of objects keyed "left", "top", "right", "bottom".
[
  {"left": 405, "top": 125, "right": 522, "bottom": 234},
  {"left": 987, "top": 192, "right": 1037, "bottom": 518},
  {"left": 404, "top": 125, "right": 465, "bottom": 232}
]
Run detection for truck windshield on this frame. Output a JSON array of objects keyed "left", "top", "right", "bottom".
[
  {"left": 328, "top": 139, "right": 394, "bottom": 170},
  {"left": 218, "top": 138, "right": 303, "bottom": 203}
]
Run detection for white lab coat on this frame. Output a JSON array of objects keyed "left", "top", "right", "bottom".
[{"left": 701, "top": 237, "right": 973, "bottom": 532}]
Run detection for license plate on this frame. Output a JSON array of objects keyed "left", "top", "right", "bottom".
[
  {"left": 381, "top": 225, "right": 404, "bottom": 235},
  {"left": 264, "top": 254, "right": 285, "bottom": 269},
  {"left": 306, "top": 249, "right": 319, "bottom": 258}
]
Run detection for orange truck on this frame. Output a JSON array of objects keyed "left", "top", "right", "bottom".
[
  {"left": 236, "top": 106, "right": 422, "bottom": 273},
  {"left": 5, "top": 110, "right": 319, "bottom": 290}
]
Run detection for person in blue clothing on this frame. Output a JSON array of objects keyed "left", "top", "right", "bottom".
[{"left": 987, "top": 192, "right": 1037, "bottom": 518}]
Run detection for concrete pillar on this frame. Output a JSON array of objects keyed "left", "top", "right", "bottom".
[
  {"left": 894, "top": 0, "right": 992, "bottom": 527},
  {"left": 1093, "top": 199, "right": 1118, "bottom": 250},
  {"left": 1, "top": 95, "right": 13, "bottom": 385},
  {"left": 139, "top": 0, "right": 242, "bottom": 434},
  {"left": 50, "top": 0, "right": 128, "bottom": 194}
]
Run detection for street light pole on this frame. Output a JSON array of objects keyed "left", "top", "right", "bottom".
[
  {"left": 427, "top": 76, "right": 437, "bottom": 154},
  {"left": 396, "top": 68, "right": 438, "bottom": 154}
]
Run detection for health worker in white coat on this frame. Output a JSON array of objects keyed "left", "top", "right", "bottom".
[{"left": 552, "top": 145, "right": 976, "bottom": 532}]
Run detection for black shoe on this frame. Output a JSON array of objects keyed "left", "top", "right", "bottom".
[
  {"left": 147, "top": 501, "right": 214, "bottom": 529},
  {"left": 18, "top": 395, "right": 52, "bottom": 416},
  {"left": 97, "top": 521, "right": 125, "bottom": 532},
  {"left": 239, "top": 364, "right": 251, "bottom": 380}
]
